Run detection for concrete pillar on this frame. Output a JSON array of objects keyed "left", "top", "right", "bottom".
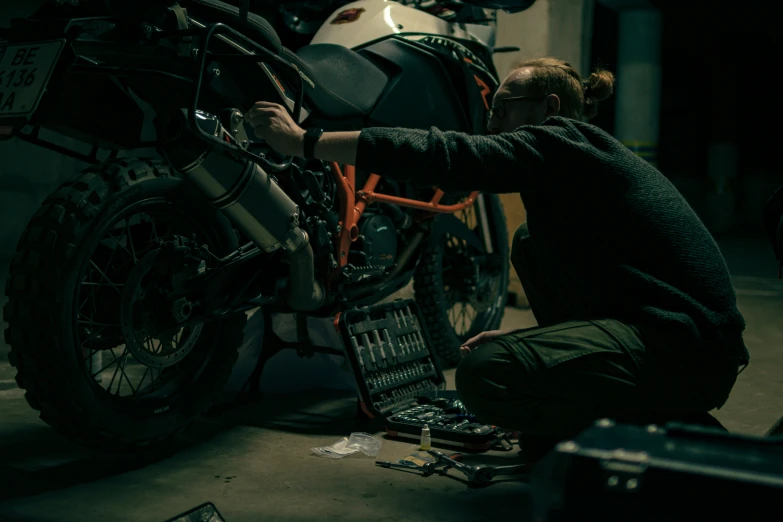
[
  {"left": 614, "top": 8, "right": 661, "bottom": 168},
  {"left": 494, "top": 0, "right": 595, "bottom": 78},
  {"left": 493, "top": 0, "right": 593, "bottom": 307}
]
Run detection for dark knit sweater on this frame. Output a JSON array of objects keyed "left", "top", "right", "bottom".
[{"left": 356, "top": 116, "right": 749, "bottom": 365}]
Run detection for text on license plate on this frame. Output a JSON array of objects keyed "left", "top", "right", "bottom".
[{"left": 0, "top": 40, "right": 65, "bottom": 117}]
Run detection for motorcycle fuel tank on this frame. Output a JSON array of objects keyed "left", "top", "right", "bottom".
[{"left": 311, "top": 0, "right": 495, "bottom": 50}]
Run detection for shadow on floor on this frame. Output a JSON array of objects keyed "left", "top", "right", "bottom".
[
  {"left": 214, "top": 388, "right": 385, "bottom": 436},
  {"left": 0, "top": 420, "right": 229, "bottom": 502},
  {"left": 0, "top": 388, "right": 385, "bottom": 502}
]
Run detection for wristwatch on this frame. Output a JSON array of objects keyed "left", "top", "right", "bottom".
[{"left": 303, "top": 127, "right": 324, "bottom": 160}]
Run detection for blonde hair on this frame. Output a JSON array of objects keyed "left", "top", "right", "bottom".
[{"left": 513, "top": 57, "right": 616, "bottom": 120}]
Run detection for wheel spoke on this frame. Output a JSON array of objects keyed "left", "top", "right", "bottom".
[
  {"left": 106, "top": 347, "right": 128, "bottom": 394},
  {"left": 99, "top": 232, "right": 123, "bottom": 278},
  {"left": 78, "top": 315, "right": 119, "bottom": 328},
  {"left": 149, "top": 219, "right": 160, "bottom": 243},
  {"left": 107, "top": 237, "right": 132, "bottom": 262},
  {"left": 464, "top": 306, "right": 476, "bottom": 330},
  {"left": 78, "top": 263, "right": 97, "bottom": 313},
  {"left": 91, "top": 351, "right": 125, "bottom": 378},
  {"left": 81, "top": 325, "right": 111, "bottom": 346},
  {"left": 119, "top": 355, "right": 137, "bottom": 396},
  {"left": 105, "top": 220, "right": 138, "bottom": 264},
  {"left": 125, "top": 219, "right": 139, "bottom": 264},
  {"left": 136, "top": 366, "right": 151, "bottom": 394},
  {"left": 89, "top": 260, "right": 123, "bottom": 296},
  {"left": 458, "top": 304, "right": 468, "bottom": 334}
]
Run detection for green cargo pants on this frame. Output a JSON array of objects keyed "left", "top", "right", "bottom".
[{"left": 455, "top": 222, "right": 739, "bottom": 444}]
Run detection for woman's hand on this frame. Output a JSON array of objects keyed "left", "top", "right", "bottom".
[
  {"left": 459, "top": 328, "right": 521, "bottom": 358},
  {"left": 245, "top": 101, "right": 305, "bottom": 156}
]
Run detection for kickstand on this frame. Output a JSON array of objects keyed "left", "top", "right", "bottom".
[{"left": 241, "top": 310, "right": 287, "bottom": 397}]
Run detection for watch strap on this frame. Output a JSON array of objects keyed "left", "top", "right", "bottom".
[{"left": 304, "top": 127, "right": 324, "bottom": 160}]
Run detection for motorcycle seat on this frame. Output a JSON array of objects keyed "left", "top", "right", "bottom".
[
  {"left": 185, "top": 0, "right": 282, "bottom": 54},
  {"left": 283, "top": 44, "right": 388, "bottom": 120}
]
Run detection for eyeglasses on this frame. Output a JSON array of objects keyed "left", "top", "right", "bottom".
[{"left": 488, "top": 95, "right": 547, "bottom": 121}]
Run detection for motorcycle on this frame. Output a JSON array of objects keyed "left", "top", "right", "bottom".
[{"left": 0, "top": 0, "right": 534, "bottom": 450}]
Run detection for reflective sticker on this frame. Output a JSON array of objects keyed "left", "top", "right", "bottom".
[{"left": 474, "top": 75, "right": 491, "bottom": 111}]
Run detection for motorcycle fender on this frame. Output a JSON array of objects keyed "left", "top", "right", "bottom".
[{"left": 427, "top": 214, "right": 485, "bottom": 252}]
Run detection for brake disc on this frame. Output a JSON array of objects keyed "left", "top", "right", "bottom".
[{"left": 119, "top": 248, "right": 203, "bottom": 369}]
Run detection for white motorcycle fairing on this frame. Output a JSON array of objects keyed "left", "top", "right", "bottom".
[{"left": 310, "top": 0, "right": 496, "bottom": 50}]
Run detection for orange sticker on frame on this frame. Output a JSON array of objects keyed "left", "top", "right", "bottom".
[
  {"left": 331, "top": 7, "right": 366, "bottom": 24},
  {"left": 474, "top": 75, "right": 491, "bottom": 111}
]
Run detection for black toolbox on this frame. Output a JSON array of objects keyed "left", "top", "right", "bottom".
[
  {"left": 336, "top": 299, "right": 510, "bottom": 452},
  {"left": 530, "top": 418, "right": 783, "bottom": 521}
]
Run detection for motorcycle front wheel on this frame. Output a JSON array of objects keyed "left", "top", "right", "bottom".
[
  {"left": 414, "top": 194, "right": 509, "bottom": 368},
  {"left": 4, "top": 158, "right": 247, "bottom": 451}
]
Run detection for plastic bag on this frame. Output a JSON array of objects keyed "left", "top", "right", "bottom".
[{"left": 311, "top": 432, "right": 383, "bottom": 459}]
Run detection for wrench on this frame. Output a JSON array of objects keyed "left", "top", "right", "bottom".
[{"left": 426, "top": 450, "right": 529, "bottom": 487}]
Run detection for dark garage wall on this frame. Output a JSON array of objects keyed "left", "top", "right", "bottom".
[{"left": 0, "top": 134, "right": 89, "bottom": 295}]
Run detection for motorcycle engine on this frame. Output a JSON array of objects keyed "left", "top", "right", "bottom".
[
  {"left": 351, "top": 212, "right": 398, "bottom": 270},
  {"left": 275, "top": 159, "right": 402, "bottom": 282}
]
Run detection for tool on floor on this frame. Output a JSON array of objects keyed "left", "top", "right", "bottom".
[
  {"left": 164, "top": 502, "right": 227, "bottom": 522},
  {"left": 336, "top": 299, "right": 513, "bottom": 451},
  {"left": 375, "top": 450, "right": 460, "bottom": 477},
  {"left": 375, "top": 459, "right": 447, "bottom": 477},
  {"left": 426, "top": 449, "right": 529, "bottom": 488}
]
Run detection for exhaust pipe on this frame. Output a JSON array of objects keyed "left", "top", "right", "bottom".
[
  {"left": 284, "top": 230, "right": 327, "bottom": 311},
  {"left": 159, "top": 110, "right": 326, "bottom": 311}
]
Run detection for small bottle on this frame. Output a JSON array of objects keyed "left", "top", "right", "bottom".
[{"left": 420, "top": 424, "right": 431, "bottom": 450}]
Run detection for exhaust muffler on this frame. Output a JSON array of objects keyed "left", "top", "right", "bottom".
[{"left": 159, "top": 109, "right": 326, "bottom": 311}]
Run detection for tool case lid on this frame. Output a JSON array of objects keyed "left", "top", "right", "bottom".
[{"left": 337, "top": 299, "right": 447, "bottom": 418}]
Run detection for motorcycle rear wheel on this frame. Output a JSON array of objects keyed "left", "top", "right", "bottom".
[
  {"left": 414, "top": 194, "right": 509, "bottom": 368},
  {"left": 4, "top": 158, "right": 247, "bottom": 451}
]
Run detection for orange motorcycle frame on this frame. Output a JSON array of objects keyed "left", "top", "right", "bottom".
[{"left": 329, "top": 162, "right": 478, "bottom": 270}]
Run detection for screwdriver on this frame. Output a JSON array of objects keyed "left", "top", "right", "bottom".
[
  {"left": 351, "top": 336, "right": 365, "bottom": 371},
  {"left": 362, "top": 333, "right": 378, "bottom": 368},
  {"left": 383, "top": 329, "right": 397, "bottom": 360},
  {"left": 373, "top": 330, "right": 390, "bottom": 364}
]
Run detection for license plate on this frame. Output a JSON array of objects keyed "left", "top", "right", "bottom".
[{"left": 0, "top": 39, "right": 66, "bottom": 117}]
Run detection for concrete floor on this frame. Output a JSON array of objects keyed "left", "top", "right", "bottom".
[{"left": 1, "top": 233, "right": 782, "bottom": 522}]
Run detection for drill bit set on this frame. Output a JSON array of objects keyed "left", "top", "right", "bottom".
[
  {"left": 337, "top": 299, "right": 505, "bottom": 451},
  {"left": 346, "top": 302, "right": 441, "bottom": 412}
]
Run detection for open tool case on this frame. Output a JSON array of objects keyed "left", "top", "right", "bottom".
[{"left": 337, "top": 299, "right": 508, "bottom": 451}]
